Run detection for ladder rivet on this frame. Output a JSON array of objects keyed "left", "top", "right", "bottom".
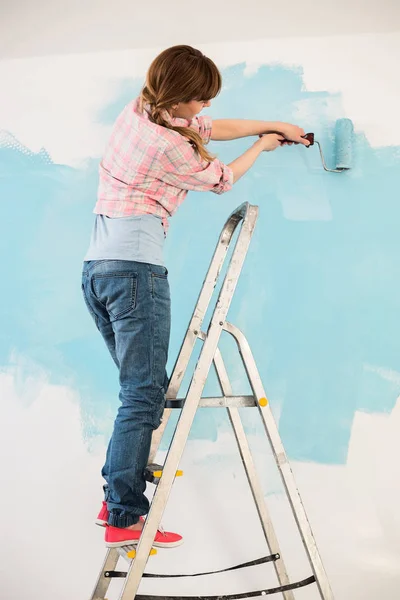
[
  {"left": 194, "top": 330, "right": 198, "bottom": 335},
  {"left": 219, "top": 321, "right": 223, "bottom": 326}
]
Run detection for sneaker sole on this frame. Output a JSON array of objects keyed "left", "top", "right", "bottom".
[
  {"left": 105, "top": 538, "right": 184, "bottom": 549},
  {"left": 152, "top": 538, "right": 184, "bottom": 548},
  {"left": 95, "top": 519, "right": 107, "bottom": 527}
]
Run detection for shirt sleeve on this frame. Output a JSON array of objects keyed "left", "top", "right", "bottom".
[
  {"left": 159, "top": 142, "right": 233, "bottom": 195},
  {"left": 190, "top": 115, "right": 213, "bottom": 144}
]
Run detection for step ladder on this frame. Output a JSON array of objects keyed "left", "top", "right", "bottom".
[{"left": 90, "top": 202, "right": 334, "bottom": 600}]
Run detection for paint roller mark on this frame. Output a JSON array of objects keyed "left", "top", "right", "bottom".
[
  {"left": 277, "top": 174, "right": 332, "bottom": 221},
  {"left": 187, "top": 64, "right": 400, "bottom": 463},
  {"left": 364, "top": 364, "right": 400, "bottom": 386},
  {"left": 0, "top": 133, "right": 119, "bottom": 445},
  {"left": 1, "top": 62, "right": 400, "bottom": 462}
]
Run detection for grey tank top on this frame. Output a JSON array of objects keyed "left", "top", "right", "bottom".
[{"left": 84, "top": 214, "right": 165, "bottom": 266}]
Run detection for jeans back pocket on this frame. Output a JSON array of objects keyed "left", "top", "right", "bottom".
[{"left": 93, "top": 272, "right": 138, "bottom": 320}]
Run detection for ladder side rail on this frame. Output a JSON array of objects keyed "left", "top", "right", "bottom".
[
  {"left": 223, "top": 322, "right": 334, "bottom": 600},
  {"left": 167, "top": 202, "right": 254, "bottom": 399},
  {"left": 90, "top": 548, "right": 119, "bottom": 600},
  {"left": 118, "top": 207, "right": 258, "bottom": 600},
  {"left": 213, "top": 347, "right": 295, "bottom": 600},
  {"left": 149, "top": 204, "right": 257, "bottom": 463}
]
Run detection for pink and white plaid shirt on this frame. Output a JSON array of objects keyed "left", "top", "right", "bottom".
[{"left": 94, "top": 98, "right": 233, "bottom": 231}]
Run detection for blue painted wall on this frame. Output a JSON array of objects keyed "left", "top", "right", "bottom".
[{"left": 2, "top": 63, "right": 399, "bottom": 464}]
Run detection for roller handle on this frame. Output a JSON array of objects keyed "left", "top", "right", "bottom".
[
  {"left": 302, "top": 133, "right": 314, "bottom": 147},
  {"left": 261, "top": 133, "right": 314, "bottom": 146}
]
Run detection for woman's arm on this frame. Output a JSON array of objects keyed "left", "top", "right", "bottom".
[
  {"left": 227, "top": 134, "right": 283, "bottom": 183},
  {"left": 158, "top": 134, "right": 284, "bottom": 192},
  {"left": 211, "top": 119, "right": 309, "bottom": 146}
]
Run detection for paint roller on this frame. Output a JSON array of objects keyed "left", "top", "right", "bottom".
[{"left": 301, "top": 118, "right": 354, "bottom": 172}]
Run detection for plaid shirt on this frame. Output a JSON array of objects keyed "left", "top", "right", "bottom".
[{"left": 94, "top": 98, "right": 233, "bottom": 231}]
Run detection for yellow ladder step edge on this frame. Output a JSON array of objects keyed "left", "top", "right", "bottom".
[
  {"left": 127, "top": 547, "right": 157, "bottom": 559},
  {"left": 152, "top": 469, "right": 183, "bottom": 478}
]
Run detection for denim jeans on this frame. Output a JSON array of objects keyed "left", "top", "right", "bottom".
[{"left": 81, "top": 259, "right": 171, "bottom": 528}]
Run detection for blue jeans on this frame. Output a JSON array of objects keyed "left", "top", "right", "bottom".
[{"left": 81, "top": 260, "right": 171, "bottom": 528}]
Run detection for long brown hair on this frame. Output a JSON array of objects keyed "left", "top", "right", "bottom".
[{"left": 140, "top": 45, "right": 222, "bottom": 162}]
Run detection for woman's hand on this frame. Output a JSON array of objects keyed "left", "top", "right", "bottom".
[
  {"left": 227, "top": 129, "right": 305, "bottom": 185},
  {"left": 276, "top": 123, "right": 310, "bottom": 146},
  {"left": 257, "top": 133, "right": 285, "bottom": 152}
]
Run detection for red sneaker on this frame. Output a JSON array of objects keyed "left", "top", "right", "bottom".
[
  {"left": 105, "top": 523, "right": 183, "bottom": 548},
  {"left": 95, "top": 501, "right": 108, "bottom": 527}
]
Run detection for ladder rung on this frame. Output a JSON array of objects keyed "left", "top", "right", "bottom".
[{"left": 165, "top": 395, "right": 257, "bottom": 409}]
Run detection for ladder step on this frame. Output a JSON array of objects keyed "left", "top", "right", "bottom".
[
  {"left": 145, "top": 463, "right": 183, "bottom": 484},
  {"left": 105, "top": 547, "right": 158, "bottom": 576},
  {"left": 116, "top": 545, "right": 157, "bottom": 564},
  {"left": 135, "top": 575, "right": 316, "bottom": 600},
  {"left": 165, "top": 395, "right": 257, "bottom": 409}
]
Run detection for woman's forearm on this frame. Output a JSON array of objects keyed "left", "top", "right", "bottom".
[
  {"left": 227, "top": 139, "right": 264, "bottom": 183},
  {"left": 212, "top": 119, "right": 282, "bottom": 141}
]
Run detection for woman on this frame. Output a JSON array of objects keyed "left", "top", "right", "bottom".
[{"left": 81, "top": 44, "right": 309, "bottom": 549}]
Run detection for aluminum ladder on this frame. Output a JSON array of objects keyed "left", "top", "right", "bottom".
[{"left": 90, "top": 202, "right": 334, "bottom": 600}]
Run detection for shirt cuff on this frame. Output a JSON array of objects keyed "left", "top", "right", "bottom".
[
  {"left": 197, "top": 115, "right": 213, "bottom": 145},
  {"left": 214, "top": 163, "right": 234, "bottom": 195}
]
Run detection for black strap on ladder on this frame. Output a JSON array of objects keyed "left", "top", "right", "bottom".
[
  {"left": 106, "top": 553, "right": 280, "bottom": 579},
  {"left": 145, "top": 552, "right": 281, "bottom": 578},
  {"left": 135, "top": 575, "right": 316, "bottom": 600},
  {"left": 105, "top": 553, "right": 317, "bottom": 599}
]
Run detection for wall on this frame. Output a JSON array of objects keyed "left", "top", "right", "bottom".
[
  {"left": 2, "top": 0, "right": 400, "bottom": 58},
  {"left": 1, "top": 32, "right": 400, "bottom": 600}
]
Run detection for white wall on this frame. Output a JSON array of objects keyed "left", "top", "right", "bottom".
[
  {"left": 1, "top": 0, "right": 400, "bottom": 58},
  {"left": 1, "top": 7, "right": 400, "bottom": 600}
]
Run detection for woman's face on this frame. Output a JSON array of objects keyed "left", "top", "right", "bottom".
[{"left": 171, "top": 99, "right": 211, "bottom": 120}]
